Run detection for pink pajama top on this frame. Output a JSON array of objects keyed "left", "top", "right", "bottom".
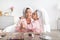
[
  {"left": 16, "top": 18, "right": 33, "bottom": 32},
  {"left": 32, "top": 19, "right": 43, "bottom": 33},
  {"left": 16, "top": 18, "right": 43, "bottom": 33}
]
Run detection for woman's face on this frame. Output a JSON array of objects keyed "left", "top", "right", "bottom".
[{"left": 26, "top": 9, "right": 32, "bottom": 19}]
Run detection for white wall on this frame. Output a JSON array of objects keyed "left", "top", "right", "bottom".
[
  {"left": 57, "top": 0, "right": 60, "bottom": 16},
  {"left": 0, "top": 0, "right": 57, "bottom": 29}
]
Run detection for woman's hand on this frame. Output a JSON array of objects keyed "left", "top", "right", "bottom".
[
  {"left": 20, "top": 23, "right": 26, "bottom": 29},
  {"left": 26, "top": 18, "right": 31, "bottom": 24}
]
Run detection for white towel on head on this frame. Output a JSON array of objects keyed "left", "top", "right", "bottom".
[{"left": 41, "top": 8, "right": 51, "bottom": 33}]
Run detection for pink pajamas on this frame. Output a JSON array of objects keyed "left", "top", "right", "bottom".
[
  {"left": 16, "top": 18, "right": 33, "bottom": 32},
  {"left": 32, "top": 19, "right": 43, "bottom": 33},
  {"left": 16, "top": 18, "right": 43, "bottom": 33}
]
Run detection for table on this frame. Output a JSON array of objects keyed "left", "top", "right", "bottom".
[{"left": 0, "top": 32, "right": 51, "bottom": 40}]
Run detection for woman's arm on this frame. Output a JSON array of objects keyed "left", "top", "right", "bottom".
[
  {"left": 16, "top": 18, "right": 26, "bottom": 32},
  {"left": 16, "top": 20, "right": 21, "bottom": 32}
]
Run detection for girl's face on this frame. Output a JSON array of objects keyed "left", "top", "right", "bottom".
[
  {"left": 32, "top": 12, "right": 38, "bottom": 20},
  {"left": 26, "top": 9, "right": 32, "bottom": 19}
]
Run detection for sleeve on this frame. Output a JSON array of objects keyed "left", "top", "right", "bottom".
[
  {"left": 15, "top": 19, "right": 26, "bottom": 32},
  {"left": 15, "top": 19, "right": 22, "bottom": 32},
  {"left": 39, "top": 18, "right": 44, "bottom": 33}
]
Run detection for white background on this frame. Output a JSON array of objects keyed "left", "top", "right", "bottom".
[{"left": 0, "top": 0, "right": 58, "bottom": 30}]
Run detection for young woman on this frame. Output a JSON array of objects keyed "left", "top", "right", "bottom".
[{"left": 16, "top": 8, "right": 33, "bottom": 32}]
